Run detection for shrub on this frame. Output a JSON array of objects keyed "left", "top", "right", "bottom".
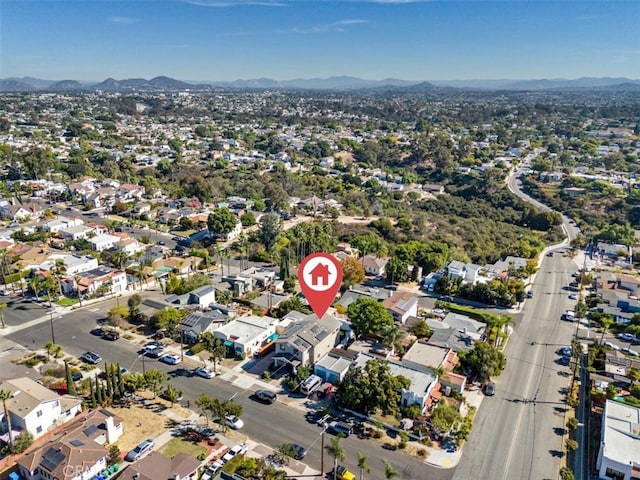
[
  {"left": 262, "top": 371, "right": 272, "bottom": 381},
  {"left": 398, "top": 431, "right": 409, "bottom": 449},
  {"left": 566, "top": 417, "right": 579, "bottom": 430},
  {"left": 560, "top": 467, "right": 575, "bottom": 480},
  {"left": 416, "top": 449, "right": 426, "bottom": 458},
  {"left": 189, "top": 343, "right": 205, "bottom": 355},
  {"left": 565, "top": 439, "right": 578, "bottom": 452},
  {"left": 372, "top": 430, "right": 383, "bottom": 439}
]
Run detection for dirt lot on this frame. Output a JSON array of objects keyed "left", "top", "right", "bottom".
[{"left": 109, "top": 393, "right": 193, "bottom": 452}]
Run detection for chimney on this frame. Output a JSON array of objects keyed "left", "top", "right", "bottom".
[{"left": 463, "top": 327, "right": 467, "bottom": 335}]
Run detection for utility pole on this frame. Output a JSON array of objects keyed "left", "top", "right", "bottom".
[{"left": 49, "top": 310, "right": 56, "bottom": 345}]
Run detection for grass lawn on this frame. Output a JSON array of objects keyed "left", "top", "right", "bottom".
[
  {"left": 159, "top": 438, "right": 207, "bottom": 459},
  {"left": 57, "top": 297, "right": 79, "bottom": 307}
]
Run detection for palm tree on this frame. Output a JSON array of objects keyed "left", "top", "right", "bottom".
[
  {"left": 28, "top": 275, "right": 44, "bottom": 302},
  {"left": 381, "top": 324, "right": 403, "bottom": 349},
  {"left": 357, "top": 452, "right": 370, "bottom": 480},
  {"left": 15, "top": 260, "right": 26, "bottom": 297},
  {"left": 73, "top": 275, "right": 84, "bottom": 307},
  {"left": 600, "top": 315, "right": 614, "bottom": 344},
  {"left": 382, "top": 460, "right": 399, "bottom": 480},
  {"left": 0, "top": 388, "right": 14, "bottom": 452},
  {"left": 325, "top": 437, "right": 345, "bottom": 480},
  {"left": 53, "top": 258, "right": 66, "bottom": 297},
  {"left": 0, "top": 303, "right": 6, "bottom": 328}
]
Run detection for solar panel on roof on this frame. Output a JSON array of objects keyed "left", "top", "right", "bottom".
[
  {"left": 69, "top": 439, "right": 85, "bottom": 447},
  {"left": 41, "top": 447, "right": 66, "bottom": 472},
  {"left": 83, "top": 424, "right": 98, "bottom": 436}
]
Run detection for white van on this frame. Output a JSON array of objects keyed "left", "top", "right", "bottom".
[
  {"left": 300, "top": 374, "right": 323, "bottom": 395},
  {"left": 564, "top": 310, "right": 575, "bottom": 322}
]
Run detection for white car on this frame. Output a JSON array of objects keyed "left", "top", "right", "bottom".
[
  {"left": 201, "top": 460, "right": 224, "bottom": 480},
  {"left": 603, "top": 342, "right": 620, "bottom": 351},
  {"left": 194, "top": 367, "right": 215, "bottom": 379},
  {"left": 0, "top": 289, "right": 11, "bottom": 296},
  {"left": 568, "top": 294, "right": 578, "bottom": 300},
  {"left": 222, "top": 443, "right": 248, "bottom": 462},
  {"left": 225, "top": 416, "right": 244, "bottom": 430},
  {"left": 622, "top": 348, "right": 639, "bottom": 357},
  {"left": 159, "top": 354, "right": 181, "bottom": 365}
]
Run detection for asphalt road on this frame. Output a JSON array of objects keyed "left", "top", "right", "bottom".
[
  {"left": 3, "top": 296, "right": 452, "bottom": 480},
  {"left": 453, "top": 249, "right": 581, "bottom": 480},
  {"left": 0, "top": 294, "right": 55, "bottom": 327}
]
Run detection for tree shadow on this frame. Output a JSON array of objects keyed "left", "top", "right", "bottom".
[
  {"left": 553, "top": 427, "right": 566, "bottom": 436},
  {"left": 549, "top": 449, "right": 564, "bottom": 458}
]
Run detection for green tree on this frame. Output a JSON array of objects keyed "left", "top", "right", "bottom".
[
  {"left": 195, "top": 393, "right": 214, "bottom": 425},
  {"left": 430, "top": 402, "right": 461, "bottom": 434},
  {"left": 326, "top": 437, "right": 345, "bottom": 480},
  {"left": 200, "top": 332, "right": 227, "bottom": 374},
  {"left": 410, "top": 320, "right": 432, "bottom": 339},
  {"left": 163, "top": 384, "right": 182, "bottom": 406},
  {"left": 335, "top": 359, "right": 410, "bottom": 416},
  {"left": 385, "top": 256, "right": 409, "bottom": 283},
  {"left": 143, "top": 369, "right": 169, "bottom": 399},
  {"left": 460, "top": 341, "right": 506, "bottom": 381},
  {"left": 382, "top": 460, "right": 399, "bottom": 480},
  {"left": 357, "top": 452, "right": 370, "bottom": 480},
  {"left": 8, "top": 430, "right": 33, "bottom": 454},
  {"left": 153, "top": 307, "right": 187, "bottom": 336},
  {"left": 240, "top": 211, "right": 256, "bottom": 227},
  {"left": 207, "top": 207, "right": 237, "bottom": 237},
  {"left": 259, "top": 213, "right": 282, "bottom": 252},
  {"left": 346, "top": 297, "right": 394, "bottom": 338},
  {"left": 127, "top": 294, "right": 142, "bottom": 322},
  {"left": 64, "top": 360, "right": 77, "bottom": 395}
]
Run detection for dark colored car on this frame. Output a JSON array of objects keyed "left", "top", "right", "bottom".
[
  {"left": 71, "top": 372, "right": 83, "bottom": 382},
  {"left": 90, "top": 328, "right": 106, "bottom": 337},
  {"left": 103, "top": 330, "right": 120, "bottom": 341},
  {"left": 484, "top": 382, "right": 496, "bottom": 396},
  {"left": 253, "top": 389, "right": 277, "bottom": 404},
  {"left": 280, "top": 443, "right": 306, "bottom": 460}
]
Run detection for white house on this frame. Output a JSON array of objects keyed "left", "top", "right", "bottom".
[
  {"left": 596, "top": 400, "right": 640, "bottom": 480},
  {"left": 214, "top": 315, "right": 279, "bottom": 358},
  {"left": 42, "top": 216, "right": 84, "bottom": 234},
  {"left": 0, "top": 377, "right": 82, "bottom": 440},
  {"left": 114, "top": 237, "right": 145, "bottom": 256},
  {"left": 89, "top": 233, "right": 121, "bottom": 252},
  {"left": 58, "top": 224, "right": 95, "bottom": 241},
  {"left": 362, "top": 255, "right": 388, "bottom": 276},
  {"left": 75, "top": 266, "right": 127, "bottom": 296},
  {"left": 382, "top": 291, "right": 418, "bottom": 324},
  {"left": 188, "top": 285, "right": 217, "bottom": 308}
]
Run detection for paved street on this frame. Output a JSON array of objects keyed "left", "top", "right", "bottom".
[{"left": 453, "top": 250, "right": 581, "bottom": 480}]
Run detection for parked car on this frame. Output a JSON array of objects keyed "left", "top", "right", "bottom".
[
  {"left": 603, "top": 342, "right": 620, "bottom": 351},
  {"left": 558, "top": 346, "right": 572, "bottom": 357},
  {"left": 622, "top": 347, "right": 639, "bottom": 357},
  {"left": 526, "top": 291, "right": 533, "bottom": 298},
  {"left": 222, "top": 443, "right": 248, "bottom": 462},
  {"left": 201, "top": 460, "right": 224, "bottom": 480},
  {"left": 336, "top": 465, "right": 356, "bottom": 480},
  {"left": 145, "top": 347, "right": 165, "bottom": 358},
  {"left": 81, "top": 352, "right": 102, "bottom": 364},
  {"left": 253, "top": 389, "right": 277, "bottom": 404},
  {"left": 140, "top": 341, "right": 165, "bottom": 352},
  {"left": 617, "top": 333, "right": 636, "bottom": 342},
  {"left": 159, "top": 354, "right": 181, "bottom": 365},
  {"left": 90, "top": 328, "right": 106, "bottom": 337},
  {"left": 0, "top": 289, "right": 11, "bottom": 296},
  {"left": 194, "top": 367, "right": 215, "bottom": 379},
  {"left": 225, "top": 416, "right": 244, "bottom": 430},
  {"left": 484, "top": 382, "right": 496, "bottom": 396},
  {"left": 103, "top": 330, "right": 120, "bottom": 341},
  {"left": 280, "top": 443, "right": 306, "bottom": 460},
  {"left": 327, "top": 421, "right": 353, "bottom": 437},
  {"left": 568, "top": 294, "right": 578, "bottom": 300},
  {"left": 71, "top": 372, "right": 83, "bottom": 382},
  {"left": 125, "top": 438, "right": 154, "bottom": 462}
]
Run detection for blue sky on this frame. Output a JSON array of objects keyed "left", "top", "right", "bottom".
[{"left": 2, "top": 0, "right": 639, "bottom": 81}]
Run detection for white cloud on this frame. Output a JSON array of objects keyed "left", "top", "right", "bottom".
[{"left": 108, "top": 16, "right": 139, "bottom": 24}]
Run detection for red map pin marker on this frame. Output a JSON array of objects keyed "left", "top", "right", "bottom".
[{"left": 298, "top": 253, "right": 343, "bottom": 320}]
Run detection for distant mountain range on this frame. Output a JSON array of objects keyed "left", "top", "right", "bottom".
[{"left": 2, "top": 75, "right": 640, "bottom": 92}]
